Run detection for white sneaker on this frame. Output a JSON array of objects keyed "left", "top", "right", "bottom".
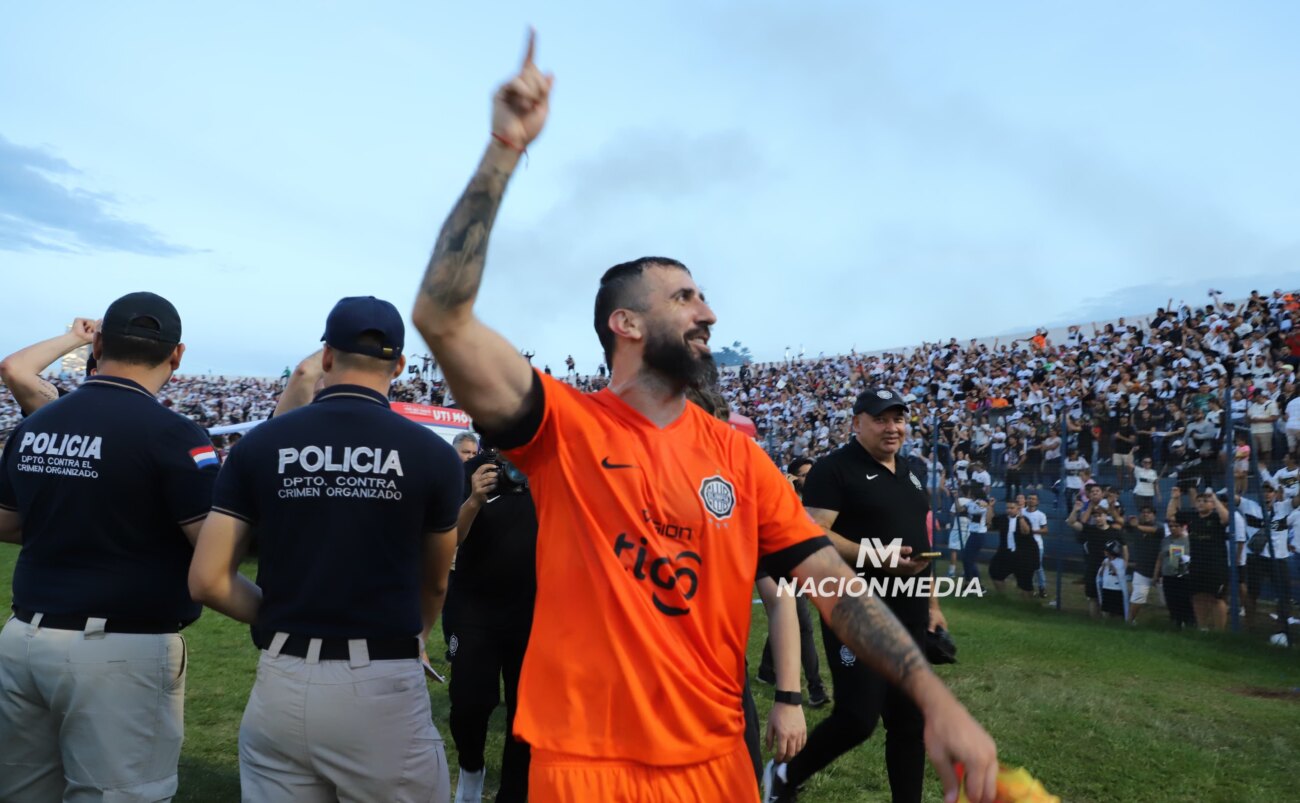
[{"left": 454, "top": 767, "right": 485, "bottom": 803}]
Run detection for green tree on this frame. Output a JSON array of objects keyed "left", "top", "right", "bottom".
[{"left": 711, "top": 340, "right": 752, "bottom": 366}]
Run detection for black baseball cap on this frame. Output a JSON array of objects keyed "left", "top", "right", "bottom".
[
  {"left": 853, "top": 387, "right": 908, "bottom": 416},
  {"left": 321, "top": 296, "right": 404, "bottom": 359},
  {"left": 101, "top": 291, "right": 182, "bottom": 344}
]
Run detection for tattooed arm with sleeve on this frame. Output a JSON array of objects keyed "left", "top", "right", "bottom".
[{"left": 411, "top": 32, "right": 552, "bottom": 433}]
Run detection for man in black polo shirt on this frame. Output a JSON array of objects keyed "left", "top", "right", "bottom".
[
  {"left": 188, "top": 296, "right": 463, "bottom": 802},
  {"left": 446, "top": 444, "right": 535, "bottom": 803},
  {"left": 0, "top": 291, "right": 215, "bottom": 802},
  {"left": 768, "top": 388, "right": 945, "bottom": 803}
]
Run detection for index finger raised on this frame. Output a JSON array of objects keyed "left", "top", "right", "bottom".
[{"left": 521, "top": 27, "right": 536, "bottom": 69}]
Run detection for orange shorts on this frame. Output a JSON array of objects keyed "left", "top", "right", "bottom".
[{"left": 528, "top": 743, "right": 759, "bottom": 803}]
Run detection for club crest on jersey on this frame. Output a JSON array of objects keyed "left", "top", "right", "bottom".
[
  {"left": 840, "top": 645, "right": 857, "bottom": 666},
  {"left": 698, "top": 475, "right": 736, "bottom": 520},
  {"left": 909, "top": 472, "right": 923, "bottom": 491}
]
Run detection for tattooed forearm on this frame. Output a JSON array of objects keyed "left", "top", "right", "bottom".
[
  {"left": 420, "top": 156, "right": 515, "bottom": 312},
  {"left": 828, "top": 592, "right": 930, "bottom": 691}
]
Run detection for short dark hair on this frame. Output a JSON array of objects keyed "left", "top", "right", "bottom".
[
  {"left": 788, "top": 457, "right": 814, "bottom": 476},
  {"left": 593, "top": 257, "right": 689, "bottom": 366},
  {"left": 99, "top": 318, "right": 177, "bottom": 367},
  {"left": 331, "top": 332, "right": 399, "bottom": 375}
]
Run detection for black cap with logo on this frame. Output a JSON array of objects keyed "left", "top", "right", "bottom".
[
  {"left": 321, "top": 296, "right": 405, "bottom": 359},
  {"left": 853, "top": 387, "right": 908, "bottom": 416},
  {"left": 101, "top": 291, "right": 182, "bottom": 344}
]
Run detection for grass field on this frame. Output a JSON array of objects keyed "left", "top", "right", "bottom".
[{"left": 2, "top": 544, "right": 1298, "bottom": 802}]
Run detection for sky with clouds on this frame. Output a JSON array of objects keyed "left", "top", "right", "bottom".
[{"left": 3, "top": 1, "right": 1299, "bottom": 376}]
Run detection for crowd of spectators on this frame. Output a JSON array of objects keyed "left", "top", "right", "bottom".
[
  {"left": 721, "top": 289, "right": 1300, "bottom": 498},
  {"left": 7, "top": 289, "right": 1300, "bottom": 484}
]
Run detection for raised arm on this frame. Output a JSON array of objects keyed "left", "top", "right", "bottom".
[
  {"left": 274, "top": 349, "right": 324, "bottom": 417},
  {"left": 456, "top": 463, "right": 499, "bottom": 545},
  {"left": 1067, "top": 499, "right": 1084, "bottom": 531},
  {"left": 412, "top": 32, "right": 553, "bottom": 433},
  {"left": 1166, "top": 486, "right": 1181, "bottom": 521},
  {"left": 0, "top": 318, "right": 96, "bottom": 415}
]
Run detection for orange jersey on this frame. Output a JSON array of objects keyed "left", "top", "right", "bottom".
[
  {"left": 506, "top": 372, "right": 825, "bottom": 766},
  {"left": 529, "top": 745, "right": 759, "bottom": 803}
]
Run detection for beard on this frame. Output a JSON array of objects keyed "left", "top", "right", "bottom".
[{"left": 643, "top": 323, "right": 718, "bottom": 394}]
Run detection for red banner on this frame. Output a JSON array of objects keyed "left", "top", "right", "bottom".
[{"left": 390, "top": 403, "right": 472, "bottom": 430}]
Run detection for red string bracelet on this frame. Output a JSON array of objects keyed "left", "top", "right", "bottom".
[{"left": 491, "top": 132, "right": 528, "bottom": 165}]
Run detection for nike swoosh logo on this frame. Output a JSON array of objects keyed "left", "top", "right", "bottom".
[
  {"left": 865, "top": 473, "right": 879, "bottom": 480},
  {"left": 486, "top": 496, "right": 501, "bottom": 504},
  {"left": 602, "top": 457, "right": 635, "bottom": 470}
]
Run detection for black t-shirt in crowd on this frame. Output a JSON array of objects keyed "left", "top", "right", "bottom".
[
  {"left": 1177, "top": 510, "right": 1230, "bottom": 576},
  {"left": 453, "top": 453, "right": 538, "bottom": 626},
  {"left": 0, "top": 376, "right": 217, "bottom": 622},
  {"left": 801, "top": 439, "right": 931, "bottom": 625},
  {"left": 1076, "top": 522, "right": 1117, "bottom": 571},
  {"left": 212, "top": 384, "right": 463, "bottom": 640},
  {"left": 1126, "top": 524, "right": 1162, "bottom": 577},
  {"left": 1114, "top": 424, "right": 1137, "bottom": 455},
  {"left": 1133, "top": 408, "right": 1155, "bottom": 452}
]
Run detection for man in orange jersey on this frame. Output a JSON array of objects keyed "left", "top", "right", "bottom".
[{"left": 412, "top": 32, "right": 999, "bottom": 803}]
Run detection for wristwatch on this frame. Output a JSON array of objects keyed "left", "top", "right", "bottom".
[{"left": 774, "top": 689, "right": 803, "bottom": 706}]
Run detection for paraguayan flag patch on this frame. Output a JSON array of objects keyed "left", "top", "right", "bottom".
[{"left": 190, "top": 446, "right": 220, "bottom": 469}]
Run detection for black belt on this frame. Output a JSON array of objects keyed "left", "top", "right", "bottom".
[
  {"left": 258, "top": 632, "right": 420, "bottom": 661},
  {"left": 13, "top": 608, "right": 185, "bottom": 634}
]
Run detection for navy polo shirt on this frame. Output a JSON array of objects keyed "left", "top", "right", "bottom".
[
  {"left": 801, "top": 438, "right": 932, "bottom": 626},
  {"left": 0, "top": 376, "right": 218, "bottom": 622},
  {"left": 212, "top": 384, "right": 462, "bottom": 640}
]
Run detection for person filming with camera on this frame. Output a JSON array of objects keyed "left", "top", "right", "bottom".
[{"left": 446, "top": 442, "right": 538, "bottom": 803}]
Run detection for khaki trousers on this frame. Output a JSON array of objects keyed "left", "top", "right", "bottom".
[
  {"left": 0, "top": 615, "right": 186, "bottom": 802},
  {"left": 239, "top": 636, "right": 449, "bottom": 803}
]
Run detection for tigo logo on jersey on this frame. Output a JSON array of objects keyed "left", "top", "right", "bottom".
[
  {"left": 698, "top": 475, "right": 735, "bottom": 520},
  {"left": 613, "top": 533, "right": 702, "bottom": 617},
  {"left": 190, "top": 446, "right": 219, "bottom": 469}
]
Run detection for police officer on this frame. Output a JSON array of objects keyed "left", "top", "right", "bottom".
[
  {"left": 0, "top": 291, "right": 215, "bottom": 802},
  {"left": 767, "top": 387, "right": 945, "bottom": 803},
  {"left": 446, "top": 442, "right": 536, "bottom": 803},
  {"left": 188, "top": 296, "right": 463, "bottom": 802}
]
